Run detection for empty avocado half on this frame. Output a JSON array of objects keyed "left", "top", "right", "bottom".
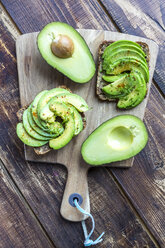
[
  {"left": 81, "top": 115, "right": 148, "bottom": 165},
  {"left": 37, "top": 22, "right": 95, "bottom": 83}
]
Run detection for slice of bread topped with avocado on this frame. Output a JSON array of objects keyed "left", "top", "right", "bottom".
[
  {"left": 96, "top": 40, "right": 150, "bottom": 109},
  {"left": 16, "top": 86, "right": 87, "bottom": 155}
]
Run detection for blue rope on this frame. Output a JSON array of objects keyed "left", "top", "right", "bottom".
[{"left": 74, "top": 199, "right": 105, "bottom": 247}]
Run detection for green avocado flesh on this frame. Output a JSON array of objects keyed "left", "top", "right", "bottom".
[
  {"left": 101, "top": 40, "right": 149, "bottom": 109},
  {"left": 102, "top": 74, "right": 136, "bottom": 98},
  {"left": 27, "top": 106, "right": 57, "bottom": 138},
  {"left": 102, "top": 73, "right": 127, "bottom": 82},
  {"left": 102, "top": 41, "right": 146, "bottom": 59},
  {"left": 49, "top": 103, "right": 75, "bottom": 149},
  {"left": 16, "top": 87, "right": 88, "bottom": 150},
  {"left": 37, "top": 22, "right": 95, "bottom": 83},
  {"left": 16, "top": 123, "right": 48, "bottom": 147},
  {"left": 81, "top": 115, "right": 148, "bottom": 165}
]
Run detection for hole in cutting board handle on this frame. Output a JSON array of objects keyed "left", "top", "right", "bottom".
[{"left": 69, "top": 193, "right": 83, "bottom": 207}]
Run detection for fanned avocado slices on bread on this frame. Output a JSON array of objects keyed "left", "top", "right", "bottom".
[
  {"left": 16, "top": 87, "right": 87, "bottom": 154},
  {"left": 96, "top": 40, "right": 150, "bottom": 109}
]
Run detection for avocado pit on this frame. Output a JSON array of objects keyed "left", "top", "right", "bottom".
[{"left": 51, "top": 34, "right": 74, "bottom": 58}]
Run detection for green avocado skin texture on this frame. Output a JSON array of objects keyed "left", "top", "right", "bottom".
[
  {"left": 81, "top": 115, "right": 148, "bottom": 166},
  {"left": 37, "top": 22, "right": 95, "bottom": 83},
  {"left": 101, "top": 40, "right": 149, "bottom": 109}
]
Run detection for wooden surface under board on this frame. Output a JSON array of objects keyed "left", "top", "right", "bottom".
[
  {"left": 1, "top": 0, "right": 165, "bottom": 246},
  {"left": 16, "top": 29, "right": 158, "bottom": 221}
]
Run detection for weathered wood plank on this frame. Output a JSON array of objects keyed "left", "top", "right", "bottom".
[
  {"left": 98, "top": 0, "right": 165, "bottom": 95},
  {"left": 0, "top": 161, "right": 55, "bottom": 248},
  {"left": 1, "top": 0, "right": 116, "bottom": 32},
  {"left": 0, "top": 0, "right": 164, "bottom": 247}
]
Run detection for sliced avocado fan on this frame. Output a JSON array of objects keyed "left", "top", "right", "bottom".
[
  {"left": 37, "top": 22, "right": 95, "bottom": 83},
  {"left": 16, "top": 87, "right": 88, "bottom": 151},
  {"left": 101, "top": 40, "right": 149, "bottom": 109}
]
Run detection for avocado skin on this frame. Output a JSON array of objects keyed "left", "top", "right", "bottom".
[
  {"left": 37, "top": 22, "right": 95, "bottom": 83},
  {"left": 81, "top": 115, "right": 148, "bottom": 166}
]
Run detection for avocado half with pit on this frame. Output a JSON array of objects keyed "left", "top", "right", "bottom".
[
  {"left": 37, "top": 22, "right": 95, "bottom": 83},
  {"left": 99, "top": 40, "right": 149, "bottom": 109},
  {"left": 81, "top": 115, "right": 148, "bottom": 165},
  {"left": 16, "top": 87, "right": 88, "bottom": 151}
]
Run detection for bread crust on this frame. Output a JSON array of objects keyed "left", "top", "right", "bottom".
[{"left": 96, "top": 40, "right": 150, "bottom": 101}]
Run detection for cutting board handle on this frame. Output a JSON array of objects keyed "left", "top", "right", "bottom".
[{"left": 60, "top": 165, "right": 90, "bottom": 222}]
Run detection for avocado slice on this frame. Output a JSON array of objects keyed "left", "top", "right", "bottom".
[
  {"left": 103, "top": 48, "right": 147, "bottom": 71},
  {"left": 40, "top": 92, "right": 89, "bottom": 121},
  {"left": 102, "top": 74, "right": 136, "bottom": 98},
  {"left": 102, "top": 40, "right": 146, "bottom": 59},
  {"left": 117, "top": 71, "right": 147, "bottom": 109},
  {"left": 49, "top": 102, "right": 75, "bottom": 149},
  {"left": 37, "top": 88, "right": 70, "bottom": 117},
  {"left": 67, "top": 105, "right": 83, "bottom": 136},
  {"left": 23, "top": 109, "right": 50, "bottom": 141},
  {"left": 81, "top": 115, "right": 148, "bottom": 165},
  {"left": 31, "top": 90, "right": 49, "bottom": 130},
  {"left": 102, "top": 73, "right": 127, "bottom": 83},
  {"left": 106, "top": 58, "right": 149, "bottom": 82},
  {"left": 16, "top": 123, "right": 48, "bottom": 147},
  {"left": 27, "top": 106, "right": 59, "bottom": 138},
  {"left": 37, "top": 22, "right": 95, "bottom": 83}
]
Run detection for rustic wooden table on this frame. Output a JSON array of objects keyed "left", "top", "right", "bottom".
[{"left": 0, "top": 0, "right": 164, "bottom": 247}]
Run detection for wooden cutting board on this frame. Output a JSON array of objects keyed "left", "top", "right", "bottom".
[{"left": 16, "top": 29, "right": 158, "bottom": 222}]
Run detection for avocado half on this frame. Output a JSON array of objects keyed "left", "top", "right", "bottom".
[
  {"left": 81, "top": 115, "right": 148, "bottom": 165},
  {"left": 37, "top": 22, "right": 95, "bottom": 83},
  {"left": 16, "top": 87, "right": 88, "bottom": 151}
]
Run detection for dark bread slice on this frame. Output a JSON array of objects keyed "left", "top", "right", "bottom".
[
  {"left": 16, "top": 85, "right": 86, "bottom": 155},
  {"left": 96, "top": 40, "right": 150, "bottom": 101}
]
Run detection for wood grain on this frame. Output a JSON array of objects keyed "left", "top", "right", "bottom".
[
  {"left": 0, "top": 14, "right": 159, "bottom": 247},
  {"left": 16, "top": 30, "right": 158, "bottom": 222},
  {"left": 0, "top": 0, "right": 164, "bottom": 246},
  {"left": 99, "top": 0, "right": 165, "bottom": 95},
  {"left": 0, "top": 160, "right": 55, "bottom": 248}
]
